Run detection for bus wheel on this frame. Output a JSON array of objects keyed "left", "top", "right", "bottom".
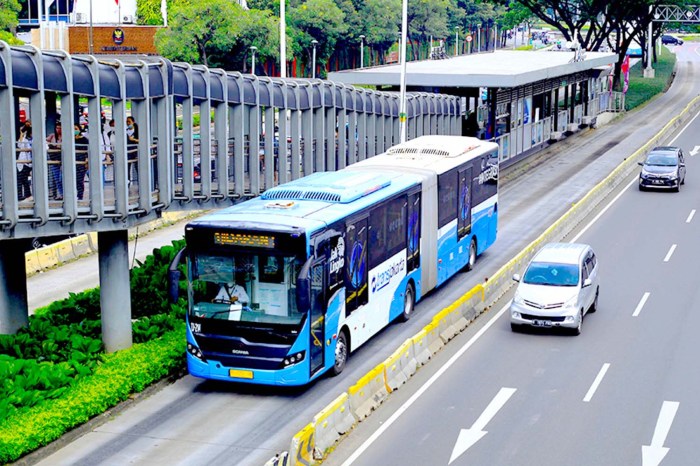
[
  {"left": 466, "top": 239, "right": 477, "bottom": 272},
  {"left": 399, "top": 283, "right": 415, "bottom": 322},
  {"left": 331, "top": 330, "right": 348, "bottom": 376}
]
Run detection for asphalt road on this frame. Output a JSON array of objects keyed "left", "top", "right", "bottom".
[
  {"left": 325, "top": 51, "right": 700, "bottom": 466},
  {"left": 30, "top": 43, "right": 700, "bottom": 466}
]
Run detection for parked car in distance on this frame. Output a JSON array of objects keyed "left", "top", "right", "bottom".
[
  {"left": 662, "top": 35, "right": 683, "bottom": 45},
  {"left": 638, "top": 146, "right": 686, "bottom": 192},
  {"left": 510, "top": 243, "right": 599, "bottom": 335}
]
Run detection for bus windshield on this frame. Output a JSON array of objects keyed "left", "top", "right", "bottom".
[{"left": 189, "top": 252, "right": 305, "bottom": 325}]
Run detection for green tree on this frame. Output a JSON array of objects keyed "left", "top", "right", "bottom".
[
  {"left": 289, "top": 0, "right": 347, "bottom": 77},
  {"left": 137, "top": 0, "right": 171, "bottom": 26},
  {"left": 154, "top": 0, "right": 242, "bottom": 67},
  {"left": 0, "top": 0, "right": 21, "bottom": 33}
]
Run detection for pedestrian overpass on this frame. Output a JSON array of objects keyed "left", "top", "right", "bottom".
[{"left": 0, "top": 42, "right": 461, "bottom": 349}]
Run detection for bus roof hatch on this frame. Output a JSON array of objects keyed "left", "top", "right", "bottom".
[{"left": 261, "top": 171, "right": 392, "bottom": 204}]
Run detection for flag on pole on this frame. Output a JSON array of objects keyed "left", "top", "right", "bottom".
[
  {"left": 621, "top": 55, "right": 630, "bottom": 94},
  {"left": 161, "top": 0, "right": 168, "bottom": 27},
  {"left": 115, "top": 0, "right": 119, "bottom": 4}
]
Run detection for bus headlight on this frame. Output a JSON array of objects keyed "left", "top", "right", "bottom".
[
  {"left": 283, "top": 351, "right": 305, "bottom": 367},
  {"left": 187, "top": 342, "right": 206, "bottom": 361}
]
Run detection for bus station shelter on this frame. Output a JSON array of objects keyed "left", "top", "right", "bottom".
[{"left": 329, "top": 49, "right": 618, "bottom": 167}]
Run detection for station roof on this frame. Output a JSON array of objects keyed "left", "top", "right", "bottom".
[{"left": 328, "top": 50, "right": 617, "bottom": 89}]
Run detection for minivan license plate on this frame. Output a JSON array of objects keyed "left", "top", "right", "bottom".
[{"left": 532, "top": 320, "right": 552, "bottom": 327}]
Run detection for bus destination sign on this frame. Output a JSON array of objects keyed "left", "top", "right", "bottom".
[{"left": 213, "top": 232, "right": 276, "bottom": 248}]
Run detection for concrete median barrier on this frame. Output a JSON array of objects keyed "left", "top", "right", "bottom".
[
  {"left": 288, "top": 423, "right": 316, "bottom": 466},
  {"left": 348, "top": 364, "right": 390, "bottom": 420},
  {"left": 424, "top": 320, "right": 444, "bottom": 355},
  {"left": 384, "top": 341, "right": 416, "bottom": 391},
  {"left": 411, "top": 329, "right": 431, "bottom": 366},
  {"left": 312, "top": 393, "right": 357, "bottom": 456}
]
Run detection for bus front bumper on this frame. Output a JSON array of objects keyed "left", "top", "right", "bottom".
[{"left": 187, "top": 354, "right": 313, "bottom": 386}]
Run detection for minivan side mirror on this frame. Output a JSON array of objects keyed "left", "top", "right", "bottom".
[
  {"left": 679, "top": 162, "right": 686, "bottom": 167},
  {"left": 582, "top": 278, "right": 592, "bottom": 288},
  {"left": 513, "top": 273, "right": 521, "bottom": 282}
]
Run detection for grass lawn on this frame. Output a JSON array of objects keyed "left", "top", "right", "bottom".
[{"left": 624, "top": 45, "right": 676, "bottom": 111}]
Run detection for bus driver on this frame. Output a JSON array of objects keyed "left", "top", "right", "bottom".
[{"left": 214, "top": 282, "right": 249, "bottom": 305}]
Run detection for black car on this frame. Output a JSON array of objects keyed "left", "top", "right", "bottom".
[
  {"left": 661, "top": 35, "right": 683, "bottom": 45},
  {"left": 638, "top": 146, "right": 686, "bottom": 192}
]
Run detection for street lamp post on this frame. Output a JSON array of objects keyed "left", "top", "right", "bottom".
[
  {"left": 311, "top": 39, "right": 318, "bottom": 78},
  {"left": 280, "top": 0, "right": 286, "bottom": 77},
  {"left": 359, "top": 34, "right": 365, "bottom": 69},
  {"left": 250, "top": 46, "right": 257, "bottom": 75},
  {"left": 455, "top": 26, "right": 460, "bottom": 56},
  {"left": 398, "top": 0, "right": 408, "bottom": 143}
]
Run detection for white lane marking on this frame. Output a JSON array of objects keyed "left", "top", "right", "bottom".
[
  {"left": 689, "top": 146, "right": 700, "bottom": 157},
  {"left": 686, "top": 209, "right": 695, "bottom": 223},
  {"left": 448, "top": 387, "right": 517, "bottom": 464},
  {"left": 669, "top": 110, "right": 700, "bottom": 144},
  {"left": 570, "top": 178, "right": 636, "bottom": 243},
  {"left": 339, "top": 302, "right": 511, "bottom": 466},
  {"left": 642, "top": 401, "right": 680, "bottom": 466},
  {"left": 663, "top": 244, "right": 677, "bottom": 262},
  {"left": 570, "top": 114, "right": 698, "bottom": 244},
  {"left": 633, "top": 292, "right": 651, "bottom": 317},
  {"left": 582, "top": 363, "right": 611, "bottom": 402}
]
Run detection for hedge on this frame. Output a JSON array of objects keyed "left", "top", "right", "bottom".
[
  {"left": 0, "top": 240, "right": 188, "bottom": 463},
  {"left": 0, "top": 328, "right": 185, "bottom": 463}
]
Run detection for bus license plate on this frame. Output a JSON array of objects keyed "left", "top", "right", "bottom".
[
  {"left": 532, "top": 320, "right": 552, "bottom": 327},
  {"left": 229, "top": 369, "right": 254, "bottom": 379}
]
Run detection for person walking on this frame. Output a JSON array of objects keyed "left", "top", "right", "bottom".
[
  {"left": 126, "top": 116, "right": 139, "bottom": 184},
  {"left": 16, "top": 126, "right": 33, "bottom": 200},
  {"left": 46, "top": 122, "right": 63, "bottom": 200},
  {"left": 74, "top": 124, "right": 89, "bottom": 200}
]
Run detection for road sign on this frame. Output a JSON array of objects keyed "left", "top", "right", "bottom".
[{"left": 466, "top": 35, "right": 472, "bottom": 42}]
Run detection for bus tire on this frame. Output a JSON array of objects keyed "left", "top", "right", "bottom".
[
  {"left": 466, "top": 238, "right": 477, "bottom": 272},
  {"left": 331, "top": 330, "right": 349, "bottom": 376},
  {"left": 398, "top": 282, "right": 415, "bottom": 322}
]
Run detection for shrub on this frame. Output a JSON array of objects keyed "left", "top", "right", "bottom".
[{"left": 0, "top": 329, "right": 185, "bottom": 463}]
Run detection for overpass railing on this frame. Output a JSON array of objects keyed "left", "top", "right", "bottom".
[{"left": 0, "top": 42, "right": 461, "bottom": 241}]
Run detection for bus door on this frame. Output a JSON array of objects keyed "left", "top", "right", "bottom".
[{"left": 309, "top": 259, "right": 326, "bottom": 375}]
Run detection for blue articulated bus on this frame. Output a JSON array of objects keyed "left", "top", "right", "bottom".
[{"left": 176, "top": 135, "right": 499, "bottom": 386}]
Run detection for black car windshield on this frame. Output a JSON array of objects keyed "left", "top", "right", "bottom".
[
  {"left": 523, "top": 262, "right": 579, "bottom": 286},
  {"left": 645, "top": 153, "right": 678, "bottom": 166}
]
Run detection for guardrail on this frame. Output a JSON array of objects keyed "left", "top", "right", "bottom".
[{"left": 264, "top": 94, "right": 700, "bottom": 466}]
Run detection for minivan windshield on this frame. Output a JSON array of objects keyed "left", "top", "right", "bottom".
[
  {"left": 523, "top": 262, "right": 579, "bottom": 286},
  {"left": 645, "top": 153, "right": 678, "bottom": 167}
]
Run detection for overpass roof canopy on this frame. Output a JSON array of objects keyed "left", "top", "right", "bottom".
[{"left": 328, "top": 50, "right": 618, "bottom": 89}]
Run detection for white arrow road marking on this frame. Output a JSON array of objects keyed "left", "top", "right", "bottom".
[
  {"left": 663, "top": 244, "right": 676, "bottom": 263},
  {"left": 642, "top": 401, "right": 679, "bottom": 466},
  {"left": 690, "top": 145, "right": 700, "bottom": 156},
  {"left": 448, "top": 387, "right": 516, "bottom": 464},
  {"left": 633, "top": 292, "right": 651, "bottom": 317},
  {"left": 583, "top": 363, "right": 610, "bottom": 402}
]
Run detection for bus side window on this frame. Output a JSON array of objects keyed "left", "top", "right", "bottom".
[
  {"left": 438, "top": 170, "right": 458, "bottom": 228},
  {"left": 345, "top": 218, "right": 369, "bottom": 314}
]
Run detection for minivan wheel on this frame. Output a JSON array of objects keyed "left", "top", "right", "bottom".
[
  {"left": 589, "top": 287, "right": 599, "bottom": 313},
  {"left": 572, "top": 310, "right": 583, "bottom": 336}
]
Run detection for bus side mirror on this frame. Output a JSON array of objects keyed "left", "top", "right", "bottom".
[
  {"left": 296, "top": 258, "right": 313, "bottom": 313},
  {"left": 168, "top": 247, "right": 187, "bottom": 303}
]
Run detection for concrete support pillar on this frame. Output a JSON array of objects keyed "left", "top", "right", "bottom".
[
  {"left": 98, "top": 230, "right": 132, "bottom": 352},
  {"left": 0, "top": 240, "right": 29, "bottom": 334}
]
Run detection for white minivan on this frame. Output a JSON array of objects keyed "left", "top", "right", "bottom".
[{"left": 510, "top": 243, "right": 599, "bottom": 335}]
